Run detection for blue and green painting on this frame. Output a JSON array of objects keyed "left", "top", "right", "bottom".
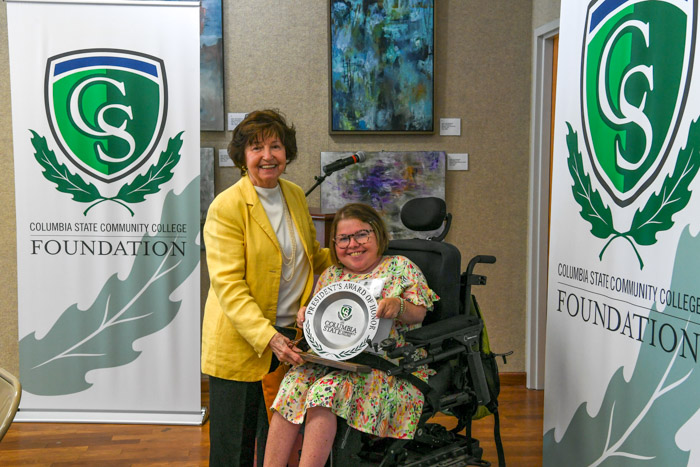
[{"left": 330, "top": 0, "right": 434, "bottom": 132}]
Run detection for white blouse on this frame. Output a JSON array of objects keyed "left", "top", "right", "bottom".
[{"left": 254, "top": 184, "right": 309, "bottom": 327}]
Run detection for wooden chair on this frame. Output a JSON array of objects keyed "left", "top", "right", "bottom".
[{"left": 0, "top": 367, "right": 22, "bottom": 442}]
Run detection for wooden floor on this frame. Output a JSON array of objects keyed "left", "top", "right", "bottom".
[{"left": 0, "top": 374, "right": 543, "bottom": 466}]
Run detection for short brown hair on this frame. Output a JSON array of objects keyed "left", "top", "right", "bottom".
[
  {"left": 227, "top": 109, "right": 298, "bottom": 175},
  {"left": 329, "top": 203, "right": 389, "bottom": 267}
]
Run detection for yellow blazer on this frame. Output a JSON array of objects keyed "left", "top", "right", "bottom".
[{"left": 201, "top": 176, "right": 331, "bottom": 382}]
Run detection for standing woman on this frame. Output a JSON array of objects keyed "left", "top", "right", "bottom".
[{"left": 201, "top": 109, "right": 331, "bottom": 466}]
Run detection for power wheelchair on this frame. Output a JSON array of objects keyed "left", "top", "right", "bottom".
[{"left": 321, "top": 197, "right": 506, "bottom": 467}]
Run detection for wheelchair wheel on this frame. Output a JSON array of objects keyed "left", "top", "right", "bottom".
[{"left": 329, "top": 421, "right": 491, "bottom": 467}]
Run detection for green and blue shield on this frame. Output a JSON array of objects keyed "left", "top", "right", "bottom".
[
  {"left": 45, "top": 49, "right": 167, "bottom": 183},
  {"left": 338, "top": 304, "right": 353, "bottom": 321},
  {"left": 581, "top": 0, "right": 696, "bottom": 206}
]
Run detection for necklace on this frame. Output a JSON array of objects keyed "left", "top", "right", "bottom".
[{"left": 281, "top": 198, "right": 297, "bottom": 282}]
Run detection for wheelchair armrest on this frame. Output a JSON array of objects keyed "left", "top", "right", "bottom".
[
  {"left": 386, "top": 314, "right": 481, "bottom": 375},
  {"left": 404, "top": 314, "right": 481, "bottom": 347},
  {"left": 403, "top": 314, "right": 491, "bottom": 406}
]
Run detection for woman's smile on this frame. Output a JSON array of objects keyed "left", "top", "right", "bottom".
[
  {"left": 245, "top": 136, "right": 287, "bottom": 188},
  {"left": 335, "top": 219, "right": 381, "bottom": 274}
]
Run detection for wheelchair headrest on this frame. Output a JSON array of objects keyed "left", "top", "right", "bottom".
[
  {"left": 400, "top": 197, "right": 451, "bottom": 241},
  {"left": 400, "top": 197, "right": 446, "bottom": 231}
]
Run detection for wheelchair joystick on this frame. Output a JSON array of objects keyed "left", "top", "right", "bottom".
[
  {"left": 380, "top": 338, "right": 397, "bottom": 352},
  {"left": 364, "top": 337, "right": 377, "bottom": 352},
  {"left": 365, "top": 337, "right": 399, "bottom": 353}
]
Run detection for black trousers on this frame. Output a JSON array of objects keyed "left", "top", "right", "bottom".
[{"left": 208, "top": 376, "right": 269, "bottom": 467}]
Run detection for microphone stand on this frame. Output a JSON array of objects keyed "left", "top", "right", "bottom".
[
  {"left": 305, "top": 172, "right": 330, "bottom": 197},
  {"left": 307, "top": 152, "right": 364, "bottom": 197}
]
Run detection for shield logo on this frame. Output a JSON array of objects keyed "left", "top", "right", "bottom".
[
  {"left": 45, "top": 49, "right": 167, "bottom": 183},
  {"left": 338, "top": 305, "right": 353, "bottom": 321},
  {"left": 581, "top": 0, "right": 696, "bottom": 206}
]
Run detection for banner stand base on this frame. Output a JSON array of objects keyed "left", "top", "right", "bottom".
[{"left": 14, "top": 407, "right": 209, "bottom": 426}]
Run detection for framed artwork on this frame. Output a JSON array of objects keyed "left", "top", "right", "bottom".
[
  {"left": 200, "top": 147, "right": 215, "bottom": 225},
  {"left": 328, "top": 0, "right": 435, "bottom": 134},
  {"left": 200, "top": 0, "right": 224, "bottom": 131},
  {"left": 320, "top": 151, "right": 445, "bottom": 239}
]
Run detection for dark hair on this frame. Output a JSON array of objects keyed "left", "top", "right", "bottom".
[
  {"left": 329, "top": 203, "right": 389, "bottom": 267},
  {"left": 227, "top": 109, "right": 298, "bottom": 175}
]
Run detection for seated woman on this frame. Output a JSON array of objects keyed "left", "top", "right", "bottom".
[{"left": 264, "top": 203, "right": 439, "bottom": 467}]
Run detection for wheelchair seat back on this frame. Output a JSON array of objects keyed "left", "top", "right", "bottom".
[
  {"left": 385, "top": 239, "right": 461, "bottom": 325},
  {"left": 385, "top": 197, "right": 461, "bottom": 325}
]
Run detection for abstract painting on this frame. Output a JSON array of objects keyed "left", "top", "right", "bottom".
[
  {"left": 329, "top": 0, "right": 434, "bottom": 134},
  {"left": 200, "top": 0, "right": 224, "bottom": 131},
  {"left": 320, "top": 151, "right": 445, "bottom": 239}
]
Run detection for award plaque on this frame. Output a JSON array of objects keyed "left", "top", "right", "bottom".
[{"left": 303, "top": 281, "right": 379, "bottom": 361}]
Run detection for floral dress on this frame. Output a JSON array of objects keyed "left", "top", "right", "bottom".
[{"left": 271, "top": 255, "right": 439, "bottom": 439}]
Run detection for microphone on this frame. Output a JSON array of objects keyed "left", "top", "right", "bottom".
[{"left": 322, "top": 151, "right": 366, "bottom": 175}]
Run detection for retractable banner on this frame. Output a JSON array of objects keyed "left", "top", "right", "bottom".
[
  {"left": 544, "top": 0, "right": 700, "bottom": 464},
  {"left": 7, "top": 0, "right": 202, "bottom": 424}
]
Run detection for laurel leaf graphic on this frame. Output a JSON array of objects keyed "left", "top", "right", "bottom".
[
  {"left": 627, "top": 118, "right": 700, "bottom": 246},
  {"left": 543, "top": 227, "right": 700, "bottom": 466},
  {"left": 303, "top": 327, "right": 327, "bottom": 357},
  {"left": 30, "top": 130, "right": 103, "bottom": 203},
  {"left": 565, "top": 123, "right": 616, "bottom": 239},
  {"left": 18, "top": 177, "right": 200, "bottom": 395},
  {"left": 115, "top": 132, "right": 183, "bottom": 204}
]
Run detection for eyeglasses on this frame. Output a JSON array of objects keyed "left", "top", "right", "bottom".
[{"left": 333, "top": 229, "right": 373, "bottom": 249}]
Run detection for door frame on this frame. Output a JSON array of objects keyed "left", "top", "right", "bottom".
[{"left": 527, "top": 19, "right": 559, "bottom": 390}]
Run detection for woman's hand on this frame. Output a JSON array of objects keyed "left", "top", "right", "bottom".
[
  {"left": 269, "top": 332, "right": 304, "bottom": 366},
  {"left": 296, "top": 306, "right": 307, "bottom": 327},
  {"left": 377, "top": 297, "right": 427, "bottom": 324},
  {"left": 376, "top": 297, "right": 402, "bottom": 319}
]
